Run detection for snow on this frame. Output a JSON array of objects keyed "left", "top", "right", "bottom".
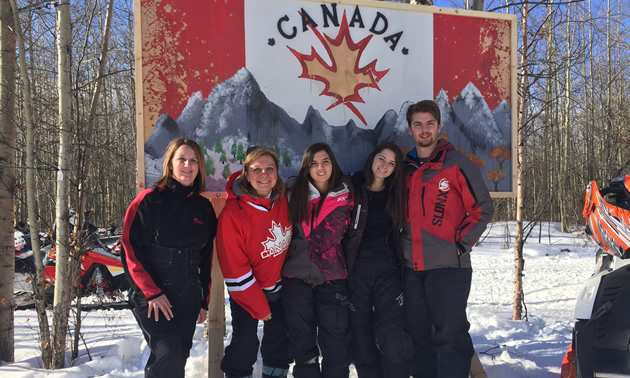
[{"left": 2, "top": 222, "right": 595, "bottom": 377}]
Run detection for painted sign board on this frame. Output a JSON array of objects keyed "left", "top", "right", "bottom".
[{"left": 134, "top": 0, "right": 517, "bottom": 197}]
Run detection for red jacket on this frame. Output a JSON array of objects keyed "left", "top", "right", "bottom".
[
  {"left": 217, "top": 171, "right": 292, "bottom": 320},
  {"left": 402, "top": 140, "right": 494, "bottom": 271}
]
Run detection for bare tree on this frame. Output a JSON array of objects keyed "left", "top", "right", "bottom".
[
  {"left": 513, "top": 0, "right": 528, "bottom": 321},
  {"left": 9, "top": 0, "right": 53, "bottom": 366},
  {"left": 51, "top": 0, "right": 73, "bottom": 369},
  {"left": 0, "top": 0, "right": 16, "bottom": 363},
  {"left": 69, "top": 0, "right": 116, "bottom": 360}
]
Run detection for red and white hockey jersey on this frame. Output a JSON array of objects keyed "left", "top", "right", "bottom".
[{"left": 217, "top": 171, "right": 292, "bottom": 320}]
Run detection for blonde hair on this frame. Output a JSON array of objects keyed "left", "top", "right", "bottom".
[
  {"left": 154, "top": 138, "right": 206, "bottom": 192},
  {"left": 239, "top": 146, "right": 285, "bottom": 198}
]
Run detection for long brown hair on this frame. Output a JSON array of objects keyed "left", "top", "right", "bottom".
[
  {"left": 154, "top": 138, "right": 206, "bottom": 192},
  {"left": 362, "top": 142, "right": 406, "bottom": 228},
  {"left": 238, "top": 146, "right": 285, "bottom": 198},
  {"left": 289, "top": 143, "right": 351, "bottom": 224}
]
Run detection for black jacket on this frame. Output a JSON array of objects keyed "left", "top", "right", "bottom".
[
  {"left": 342, "top": 171, "right": 403, "bottom": 275},
  {"left": 121, "top": 180, "right": 217, "bottom": 309}
]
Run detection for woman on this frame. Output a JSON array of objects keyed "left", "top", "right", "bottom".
[
  {"left": 342, "top": 142, "right": 412, "bottom": 378},
  {"left": 281, "top": 143, "right": 354, "bottom": 378},
  {"left": 121, "top": 138, "right": 217, "bottom": 378},
  {"left": 217, "top": 146, "right": 293, "bottom": 378}
]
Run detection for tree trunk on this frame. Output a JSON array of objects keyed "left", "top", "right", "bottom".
[
  {"left": 559, "top": 3, "right": 573, "bottom": 233},
  {"left": 51, "top": 1, "right": 73, "bottom": 369},
  {"left": 513, "top": 0, "right": 528, "bottom": 321},
  {"left": 9, "top": 0, "right": 53, "bottom": 366},
  {"left": 0, "top": 0, "right": 16, "bottom": 362},
  {"left": 70, "top": 0, "right": 116, "bottom": 360}
]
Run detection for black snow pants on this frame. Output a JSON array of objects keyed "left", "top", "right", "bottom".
[
  {"left": 221, "top": 295, "right": 292, "bottom": 378},
  {"left": 403, "top": 267, "right": 474, "bottom": 378},
  {"left": 282, "top": 278, "right": 351, "bottom": 378},
  {"left": 348, "top": 253, "right": 412, "bottom": 378},
  {"left": 130, "top": 245, "right": 204, "bottom": 378}
]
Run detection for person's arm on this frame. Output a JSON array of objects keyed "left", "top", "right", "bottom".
[
  {"left": 454, "top": 157, "right": 495, "bottom": 254},
  {"left": 199, "top": 202, "right": 217, "bottom": 310},
  {"left": 198, "top": 308, "right": 207, "bottom": 323},
  {"left": 216, "top": 207, "right": 270, "bottom": 320},
  {"left": 120, "top": 189, "right": 163, "bottom": 300},
  {"left": 307, "top": 199, "right": 353, "bottom": 254}
]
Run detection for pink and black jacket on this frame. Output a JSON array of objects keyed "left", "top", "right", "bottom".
[{"left": 282, "top": 181, "right": 353, "bottom": 285}]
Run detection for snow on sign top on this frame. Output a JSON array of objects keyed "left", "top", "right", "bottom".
[{"left": 135, "top": 0, "right": 516, "bottom": 195}]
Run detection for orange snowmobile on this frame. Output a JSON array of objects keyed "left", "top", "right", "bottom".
[{"left": 562, "top": 174, "right": 630, "bottom": 378}]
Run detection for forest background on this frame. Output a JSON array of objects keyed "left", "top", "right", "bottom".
[{"left": 0, "top": 0, "right": 627, "bottom": 370}]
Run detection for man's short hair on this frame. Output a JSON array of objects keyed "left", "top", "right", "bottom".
[{"left": 406, "top": 100, "right": 441, "bottom": 126}]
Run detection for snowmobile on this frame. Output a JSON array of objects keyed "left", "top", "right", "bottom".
[
  {"left": 43, "top": 235, "right": 128, "bottom": 298},
  {"left": 14, "top": 229, "right": 51, "bottom": 275},
  {"left": 14, "top": 230, "right": 33, "bottom": 274},
  {"left": 561, "top": 174, "right": 630, "bottom": 378}
]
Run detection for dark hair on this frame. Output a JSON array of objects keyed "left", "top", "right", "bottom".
[
  {"left": 238, "top": 146, "right": 285, "bottom": 198},
  {"left": 154, "top": 138, "right": 206, "bottom": 192},
  {"left": 289, "top": 143, "right": 352, "bottom": 224},
  {"left": 362, "top": 142, "right": 406, "bottom": 228},
  {"left": 406, "top": 100, "right": 441, "bottom": 126}
]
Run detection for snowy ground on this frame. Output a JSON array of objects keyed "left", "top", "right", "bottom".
[{"left": 1, "top": 222, "right": 596, "bottom": 377}]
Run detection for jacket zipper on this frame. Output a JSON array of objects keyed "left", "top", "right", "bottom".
[
  {"left": 421, "top": 187, "right": 426, "bottom": 216},
  {"left": 353, "top": 204, "right": 361, "bottom": 230}
]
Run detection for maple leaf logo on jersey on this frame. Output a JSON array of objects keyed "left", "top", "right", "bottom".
[
  {"left": 261, "top": 221, "right": 292, "bottom": 259},
  {"left": 287, "top": 11, "right": 389, "bottom": 125}
]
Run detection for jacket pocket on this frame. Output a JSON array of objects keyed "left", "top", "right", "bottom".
[{"left": 148, "top": 248, "right": 172, "bottom": 268}]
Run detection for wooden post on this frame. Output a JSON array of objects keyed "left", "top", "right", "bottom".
[
  {"left": 207, "top": 195, "right": 226, "bottom": 378},
  {"left": 470, "top": 350, "right": 488, "bottom": 378}
]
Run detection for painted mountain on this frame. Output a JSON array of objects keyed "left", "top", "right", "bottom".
[
  {"left": 436, "top": 84, "right": 512, "bottom": 192},
  {"left": 145, "top": 68, "right": 512, "bottom": 192}
]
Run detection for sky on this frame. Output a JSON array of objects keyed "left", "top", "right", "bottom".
[{"left": 2, "top": 221, "right": 595, "bottom": 377}]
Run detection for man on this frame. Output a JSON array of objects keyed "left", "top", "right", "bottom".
[{"left": 402, "top": 100, "right": 494, "bottom": 378}]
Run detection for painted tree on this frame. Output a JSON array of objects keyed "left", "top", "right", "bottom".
[
  {"left": 236, "top": 143, "right": 246, "bottom": 163},
  {"left": 282, "top": 151, "right": 291, "bottom": 168},
  {"left": 206, "top": 155, "right": 216, "bottom": 176},
  {"left": 222, "top": 164, "right": 231, "bottom": 179},
  {"left": 214, "top": 139, "right": 225, "bottom": 155}
]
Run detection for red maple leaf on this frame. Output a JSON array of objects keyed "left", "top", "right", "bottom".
[{"left": 288, "top": 11, "right": 389, "bottom": 125}]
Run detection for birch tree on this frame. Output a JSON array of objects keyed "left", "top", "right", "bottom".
[
  {"left": 513, "top": 0, "right": 527, "bottom": 321},
  {"left": 51, "top": 0, "right": 73, "bottom": 368}
]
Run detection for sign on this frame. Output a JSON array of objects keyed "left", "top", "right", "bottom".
[{"left": 135, "top": 0, "right": 517, "bottom": 195}]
